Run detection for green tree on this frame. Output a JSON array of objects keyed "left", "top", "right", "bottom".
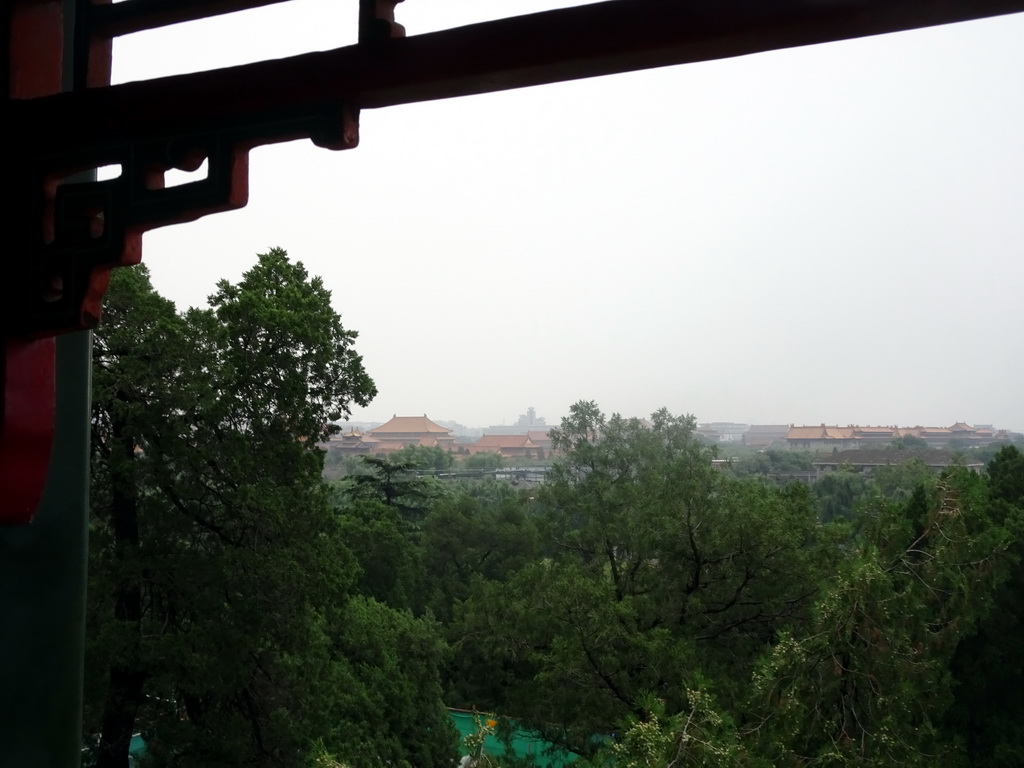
[
  {"left": 420, "top": 493, "right": 540, "bottom": 625},
  {"left": 871, "top": 458, "right": 937, "bottom": 502},
  {"left": 389, "top": 444, "right": 456, "bottom": 471},
  {"left": 889, "top": 434, "right": 929, "bottom": 450},
  {"left": 419, "top": 490, "right": 543, "bottom": 709},
  {"left": 338, "top": 454, "right": 446, "bottom": 523},
  {"left": 88, "top": 252, "right": 456, "bottom": 767},
  {"left": 750, "top": 469, "right": 1017, "bottom": 766},
  {"left": 87, "top": 263, "right": 194, "bottom": 767},
  {"left": 335, "top": 499, "right": 426, "bottom": 612},
  {"left": 812, "top": 467, "right": 870, "bottom": 522},
  {"left": 986, "top": 444, "right": 1024, "bottom": 507},
  {"left": 943, "top": 446, "right": 1024, "bottom": 766},
  {"left": 456, "top": 403, "right": 843, "bottom": 755},
  {"left": 729, "top": 448, "right": 814, "bottom": 479},
  {"left": 463, "top": 451, "right": 506, "bottom": 470}
]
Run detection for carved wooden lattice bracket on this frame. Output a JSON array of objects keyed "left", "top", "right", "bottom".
[
  {"left": 10, "top": 102, "right": 361, "bottom": 337},
  {"left": 9, "top": 0, "right": 401, "bottom": 338},
  {"left": 2, "top": 0, "right": 398, "bottom": 523}
]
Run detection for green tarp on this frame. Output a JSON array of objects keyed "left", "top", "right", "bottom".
[
  {"left": 87, "top": 713, "right": 576, "bottom": 767},
  {"left": 449, "top": 709, "right": 576, "bottom": 767}
]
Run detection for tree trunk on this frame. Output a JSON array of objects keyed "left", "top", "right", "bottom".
[{"left": 96, "top": 420, "right": 145, "bottom": 768}]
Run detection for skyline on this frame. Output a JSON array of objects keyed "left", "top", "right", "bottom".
[
  {"left": 112, "top": 4, "right": 1024, "bottom": 432},
  {"left": 339, "top": 409, "right": 1019, "bottom": 433}
]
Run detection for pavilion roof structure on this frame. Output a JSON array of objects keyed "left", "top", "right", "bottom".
[{"left": 368, "top": 415, "right": 452, "bottom": 435}]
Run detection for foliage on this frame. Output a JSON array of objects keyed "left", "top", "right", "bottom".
[
  {"left": 421, "top": 493, "right": 540, "bottom": 624},
  {"left": 337, "top": 454, "right": 448, "bottom": 523},
  {"left": 87, "top": 253, "right": 455, "bottom": 767},
  {"left": 455, "top": 402, "right": 844, "bottom": 755},
  {"left": 889, "top": 435, "right": 930, "bottom": 451},
  {"left": 443, "top": 405, "right": 1023, "bottom": 768},
  {"left": 729, "top": 448, "right": 814, "bottom": 477},
  {"left": 748, "top": 470, "right": 1017, "bottom": 766},
  {"left": 324, "top": 597, "right": 459, "bottom": 768},
  {"left": 463, "top": 451, "right": 506, "bottom": 469},
  {"left": 336, "top": 499, "right": 426, "bottom": 612},
  {"left": 322, "top": 450, "right": 362, "bottom": 481},
  {"left": 389, "top": 444, "right": 457, "bottom": 471},
  {"left": 870, "top": 459, "right": 937, "bottom": 503},
  {"left": 581, "top": 693, "right": 742, "bottom": 768},
  {"left": 942, "top": 446, "right": 1024, "bottom": 766},
  {"left": 986, "top": 444, "right": 1024, "bottom": 508},
  {"left": 417, "top": 488, "right": 543, "bottom": 709},
  {"left": 812, "top": 468, "right": 869, "bottom": 522}
]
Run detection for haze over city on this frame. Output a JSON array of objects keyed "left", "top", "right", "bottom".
[{"left": 112, "top": 2, "right": 1024, "bottom": 431}]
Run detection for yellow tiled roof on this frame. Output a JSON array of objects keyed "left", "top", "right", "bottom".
[{"left": 368, "top": 415, "right": 452, "bottom": 434}]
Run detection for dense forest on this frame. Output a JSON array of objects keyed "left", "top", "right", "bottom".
[{"left": 86, "top": 254, "right": 1024, "bottom": 767}]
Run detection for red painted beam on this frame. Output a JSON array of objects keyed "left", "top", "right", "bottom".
[
  {"left": 0, "top": 339, "right": 56, "bottom": 524},
  {"left": 16, "top": 0, "right": 1024, "bottom": 159}
]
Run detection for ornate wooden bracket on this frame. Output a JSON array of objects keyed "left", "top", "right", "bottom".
[{"left": 1, "top": 0, "right": 387, "bottom": 523}]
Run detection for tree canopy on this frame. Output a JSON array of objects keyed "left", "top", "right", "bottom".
[
  {"left": 452, "top": 403, "right": 844, "bottom": 756},
  {"left": 86, "top": 251, "right": 455, "bottom": 768},
  {"left": 87, "top": 296, "right": 1024, "bottom": 768},
  {"left": 440, "top": 403, "right": 1024, "bottom": 767}
]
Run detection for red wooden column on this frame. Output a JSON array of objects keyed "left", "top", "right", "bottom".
[
  {"left": 1, "top": 3, "right": 64, "bottom": 524},
  {"left": 0, "top": 3, "right": 101, "bottom": 765}
]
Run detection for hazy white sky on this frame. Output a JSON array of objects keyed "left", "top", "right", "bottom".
[{"left": 113, "top": 2, "right": 1024, "bottom": 431}]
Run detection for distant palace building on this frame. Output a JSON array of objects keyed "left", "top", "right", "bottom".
[
  {"left": 785, "top": 422, "right": 1010, "bottom": 451},
  {"left": 327, "top": 415, "right": 457, "bottom": 456},
  {"left": 471, "top": 434, "right": 544, "bottom": 459},
  {"left": 743, "top": 425, "right": 790, "bottom": 447},
  {"left": 367, "top": 415, "right": 458, "bottom": 452}
]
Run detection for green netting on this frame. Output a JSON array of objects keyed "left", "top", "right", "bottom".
[
  {"left": 89, "top": 713, "right": 576, "bottom": 766},
  {"left": 449, "top": 709, "right": 577, "bottom": 768}
]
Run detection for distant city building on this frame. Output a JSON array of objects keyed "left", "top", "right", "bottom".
[
  {"left": 488, "top": 406, "right": 549, "bottom": 435},
  {"left": 431, "top": 419, "right": 481, "bottom": 438},
  {"left": 697, "top": 422, "right": 749, "bottom": 443},
  {"left": 517, "top": 407, "right": 546, "bottom": 427}
]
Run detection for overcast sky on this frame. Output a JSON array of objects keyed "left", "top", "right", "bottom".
[{"left": 112, "top": 2, "right": 1024, "bottom": 431}]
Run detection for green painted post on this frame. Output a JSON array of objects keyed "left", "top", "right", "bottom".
[{"left": 0, "top": 332, "right": 92, "bottom": 766}]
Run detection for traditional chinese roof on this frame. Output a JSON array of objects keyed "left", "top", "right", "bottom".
[
  {"left": 474, "top": 434, "right": 538, "bottom": 449},
  {"left": 747, "top": 425, "right": 789, "bottom": 434},
  {"left": 787, "top": 425, "right": 857, "bottom": 440},
  {"left": 368, "top": 415, "right": 452, "bottom": 435},
  {"left": 855, "top": 426, "right": 896, "bottom": 435}
]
